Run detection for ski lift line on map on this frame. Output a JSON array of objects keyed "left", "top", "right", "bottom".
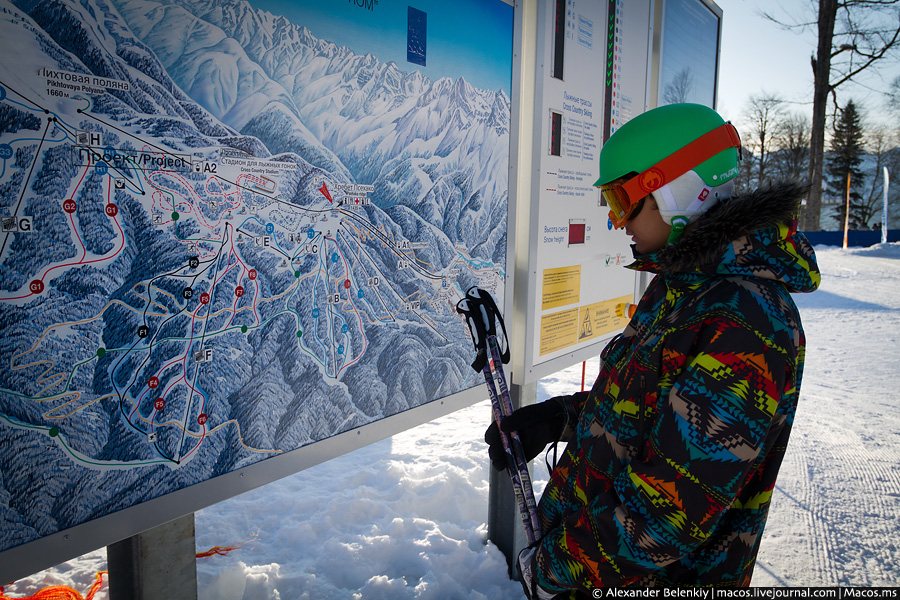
[
  {"left": 3, "top": 171, "right": 129, "bottom": 302},
  {"left": 124, "top": 261, "right": 270, "bottom": 368},
  {"left": 411, "top": 308, "right": 450, "bottom": 342},
  {"left": 0, "top": 79, "right": 48, "bottom": 114},
  {"left": 0, "top": 81, "right": 144, "bottom": 206},
  {"left": 115, "top": 347, "right": 198, "bottom": 465},
  {"left": 0, "top": 117, "right": 51, "bottom": 259},
  {"left": 115, "top": 299, "right": 190, "bottom": 411},
  {"left": 340, "top": 218, "right": 437, "bottom": 273},
  {"left": 336, "top": 209, "right": 397, "bottom": 250},
  {"left": 339, "top": 210, "right": 442, "bottom": 281},
  {"left": 8, "top": 292, "right": 167, "bottom": 384},
  {"left": 309, "top": 249, "right": 338, "bottom": 372},
  {"left": 324, "top": 235, "right": 370, "bottom": 372},
  {"left": 234, "top": 223, "right": 293, "bottom": 261},
  {"left": 338, "top": 227, "right": 407, "bottom": 320},
  {"left": 173, "top": 230, "right": 236, "bottom": 464},
  {"left": 311, "top": 240, "right": 367, "bottom": 380},
  {"left": 189, "top": 225, "right": 239, "bottom": 350},
  {"left": 335, "top": 229, "right": 395, "bottom": 323},
  {"left": 339, "top": 210, "right": 405, "bottom": 257},
  {"left": 17, "top": 269, "right": 269, "bottom": 465}
]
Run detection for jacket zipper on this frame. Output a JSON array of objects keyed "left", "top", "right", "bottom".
[{"left": 637, "top": 374, "right": 647, "bottom": 461}]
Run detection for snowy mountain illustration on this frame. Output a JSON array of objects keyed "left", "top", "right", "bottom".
[
  {"left": 0, "top": 0, "right": 510, "bottom": 555},
  {"left": 109, "top": 0, "right": 510, "bottom": 250}
]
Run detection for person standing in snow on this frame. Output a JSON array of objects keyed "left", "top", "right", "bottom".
[{"left": 485, "top": 103, "right": 820, "bottom": 597}]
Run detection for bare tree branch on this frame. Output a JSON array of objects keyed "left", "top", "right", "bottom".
[{"left": 767, "top": 0, "right": 900, "bottom": 230}]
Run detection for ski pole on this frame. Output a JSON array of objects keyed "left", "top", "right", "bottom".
[
  {"left": 457, "top": 287, "right": 542, "bottom": 544},
  {"left": 467, "top": 287, "right": 542, "bottom": 542}
]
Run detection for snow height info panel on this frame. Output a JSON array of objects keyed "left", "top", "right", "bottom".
[{"left": 0, "top": 0, "right": 513, "bottom": 557}]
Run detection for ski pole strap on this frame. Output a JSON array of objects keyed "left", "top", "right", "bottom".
[{"left": 456, "top": 287, "right": 510, "bottom": 372}]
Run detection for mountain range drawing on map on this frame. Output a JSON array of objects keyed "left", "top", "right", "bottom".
[{"left": 0, "top": 0, "right": 509, "bottom": 550}]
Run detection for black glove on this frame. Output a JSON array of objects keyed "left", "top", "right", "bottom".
[{"left": 484, "top": 393, "right": 584, "bottom": 471}]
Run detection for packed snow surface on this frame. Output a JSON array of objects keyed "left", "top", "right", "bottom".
[{"left": 6, "top": 244, "right": 900, "bottom": 598}]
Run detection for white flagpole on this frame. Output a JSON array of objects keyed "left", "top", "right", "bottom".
[{"left": 883, "top": 167, "right": 890, "bottom": 245}]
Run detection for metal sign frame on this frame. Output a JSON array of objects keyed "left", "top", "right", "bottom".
[{"left": 0, "top": 0, "right": 519, "bottom": 582}]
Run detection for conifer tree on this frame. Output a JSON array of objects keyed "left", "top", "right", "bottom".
[{"left": 826, "top": 100, "right": 867, "bottom": 229}]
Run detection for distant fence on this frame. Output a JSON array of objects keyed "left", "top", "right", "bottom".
[{"left": 802, "top": 230, "right": 900, "bottom": 247}]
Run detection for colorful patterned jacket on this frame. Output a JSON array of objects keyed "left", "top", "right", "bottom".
[{"left": 534, "top": 182, "right": 821, "bottom": 593}]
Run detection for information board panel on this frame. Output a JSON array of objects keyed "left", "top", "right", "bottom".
[
  {"left": 0, "top": 0, "right": 514, "bottom": 577},
  {"left": 520, "top": 0, "right": 652, "bottom": 383},
  {"left": 658, "top": 0, "right": 722, "bottom": 107},
  {"left": 605, "top": 0, "right": 653, "bottom": 138}
]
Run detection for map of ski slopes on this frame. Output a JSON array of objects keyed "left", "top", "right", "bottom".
[{"left": 0, "top": 0, "right": 511, "bottom": 553}]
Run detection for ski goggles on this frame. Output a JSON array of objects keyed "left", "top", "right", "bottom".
[{"left": 598, "top": 122, "right": 741, "bottom": 229}]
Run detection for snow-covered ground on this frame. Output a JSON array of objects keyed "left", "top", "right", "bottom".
[{"left": 5, "top": 244, "right": 900, "bottom": 598}]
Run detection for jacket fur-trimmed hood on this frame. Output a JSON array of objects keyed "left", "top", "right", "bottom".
[{"left": 628, "top": 180, "right": 820, "bottom": 293}]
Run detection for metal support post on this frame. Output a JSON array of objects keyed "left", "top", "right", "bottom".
[{"left": 107, "top": 512, "right": 198, "bottom": 600}]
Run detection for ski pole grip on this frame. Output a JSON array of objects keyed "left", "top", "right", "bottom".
[
  {"left": 464, "top": 287, "right": 510, "bottom": 365},
  {"left": 456, "top": 296, "right": 489, "bottom": 372}
]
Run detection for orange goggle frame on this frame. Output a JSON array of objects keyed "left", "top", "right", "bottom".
[{"left": 599, "top": 122, "right": 741, "bottom": 229}]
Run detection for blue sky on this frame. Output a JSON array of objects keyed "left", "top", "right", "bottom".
[
  {"left": 716, "top": 0, "right": 900, "bottom": 128},
  {"left": 251, "top": 0, "right": 515, "bottom": 95}
]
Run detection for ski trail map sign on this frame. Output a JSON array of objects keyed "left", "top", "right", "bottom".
[{"left": 0, "top": 0, "right": 513, "bottom": 568}]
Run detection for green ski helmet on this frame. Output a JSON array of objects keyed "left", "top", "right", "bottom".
[{"left": 596, "top": 103, "right": 742, "bottom": 240}]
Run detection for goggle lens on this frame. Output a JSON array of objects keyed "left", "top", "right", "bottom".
[{"left": 600, "top": 182, "right": 639, "bottom": 229}]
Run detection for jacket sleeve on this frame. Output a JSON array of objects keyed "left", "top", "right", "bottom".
[
  {"left": 558, "top": 391, "right": 589, "bottom": 442},
  {"left": 535, "top": 312, "right": 795, "bottom": 590}
]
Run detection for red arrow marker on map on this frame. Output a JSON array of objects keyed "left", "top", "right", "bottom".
[{"left": 318, "top": 182, "right": 333, "bottom": 203}]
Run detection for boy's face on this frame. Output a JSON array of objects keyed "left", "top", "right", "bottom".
[{"left": 624, "top": 195, "right": 672, "bottom": 254}]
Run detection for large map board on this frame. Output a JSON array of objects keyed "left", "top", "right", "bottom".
[{"left": 0, "top": 0, "right": 514, "bottom": 578}]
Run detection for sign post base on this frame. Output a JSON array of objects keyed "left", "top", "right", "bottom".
[{"left": 107, "top": 513, "right": 198, "bottom": 600}]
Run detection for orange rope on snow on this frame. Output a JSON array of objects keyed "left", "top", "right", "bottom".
[
  {"left": 0, "top": 571, "right": 107, "bottom": 600},
  {"left": 195, "top": 542, "right": 246, "bottom": 559},
  {"left": 2, "top": 537, "right": 254, "bottom": 599}
]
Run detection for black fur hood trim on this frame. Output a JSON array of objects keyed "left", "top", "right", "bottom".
[{"left": 651, "top": 180, "right": 810, "bottom": 273}]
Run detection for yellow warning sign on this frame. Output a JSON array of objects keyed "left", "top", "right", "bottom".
[
  {"left": 577, "top": 295, "right": 633, "bottom": 342},
  {"left": 541, "top": 265, "right": 581, "bottom": 310},
  {"left": 539, "top": 307, "right": 579, "bottom": 356}
]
